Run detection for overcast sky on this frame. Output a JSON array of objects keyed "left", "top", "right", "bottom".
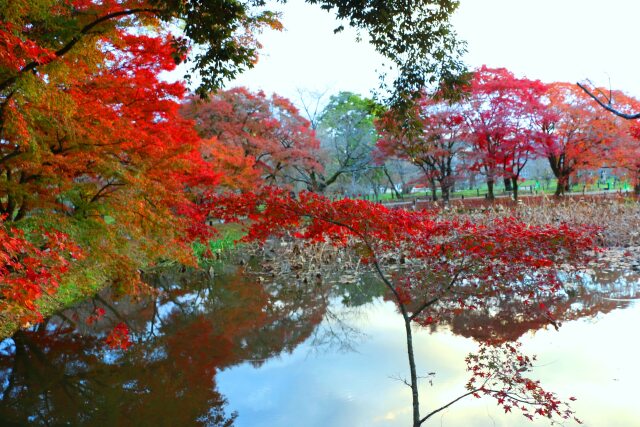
[{"left": 225, "top": 0, "right": 640, "bottom": 103}]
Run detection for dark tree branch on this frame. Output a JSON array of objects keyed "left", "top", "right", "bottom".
[
  {"left": 382, "top": 165, "right": 403, "bottom": 199},
  {"left": 409, "top": 270, "right": 460, "bottom": 321},
  {"left": 419, "top": 389, "right": 479, "bottom": 424},
  {"left": 0, "top": 147, "right": 21, "bottom": 164},
  {"left": 89, "top": 181, "right": 125, "bottom": 204},
  {"left": 577, "top": 82, "right": 640, "bottom": 120}
]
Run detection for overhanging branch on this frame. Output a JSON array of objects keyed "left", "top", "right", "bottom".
[
  {"left": 0, "top": 8, "right": 161, "bottom": 92},
  {"left": 577, "top": 82, "right": 640, "bottom": 120}
]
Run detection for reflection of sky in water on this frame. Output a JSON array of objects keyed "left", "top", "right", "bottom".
[
  {"left": 2, "top": 266, "right": 638, "bottom": 426},
  {"left": 219, "top": 299, "right": 640, "bottom": 427}
]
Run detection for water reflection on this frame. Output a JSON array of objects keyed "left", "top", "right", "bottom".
[
  {"left": 0, "top": 265, "right": 335, "bottom": 426},
  {"left": 0, "top": 262, "right": 638, "bottom": 426},
  {"left": 417, "top": 269, "right": 640, "bottom": 344}
]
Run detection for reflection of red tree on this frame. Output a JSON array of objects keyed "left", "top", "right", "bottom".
[
  {"left": 210, "top": 188, "right": 595, "bottom": 426},
  {"left": 423, "top": 272, "right": 640, "bottom": 345},
  {"left": 0, "top": 269, "right": 326, "bottom": 426},
  {"left": 105, "top": 322, "right": 131, "bottom": 350}
]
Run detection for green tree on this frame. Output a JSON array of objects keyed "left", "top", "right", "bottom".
[{"left": 296, "top": 92, "right": 382, "bottom": 193}]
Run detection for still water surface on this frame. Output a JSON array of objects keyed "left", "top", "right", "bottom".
[{"left": 0, "top": 262, "right": 639, "bottom": 426}]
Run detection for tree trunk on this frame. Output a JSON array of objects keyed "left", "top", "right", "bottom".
[
  {"left": 371, "top": 183, "right": 379, "bottom": 200},
  {"left": 372, "top": 259, "right": 423, "bottom": 427},
  {"left": 547, "top": 155, "right": 564, "bottom": 197},
  {"left": 430, "top": 180, "right": 437, "bottom": 201},
  {"left": 634, "top": 183, "right": 640, "bottom": 196},
  {"left": 504, "top": 177, "right": 512, "bottom": 192},
  {"left": 383, "top": 166, "right": 403, "bottom": 199},
  {"left": 403, "top": 314, "right": 421, "bottom": 427},
  {"left": 14, "top": 202, "right": 27, "bottom": 221},
  {"left": 468, "top": 171, "right": 476, "bottom": 190},
  {"left": 487, "top": 179, "right": 495, "bottom": 200},
  {"left": 307, "top": 171, "right": 327, "bottom": 193},
  {"left": 554, "top": 182, "right": 564, "bottom": 196},
  {"left": 440, "top": 182, "right": 450, "bottom": 201},
  {"left": 511, "top": 177, "right": 518, "bottom": 201},
  {"left": 555, "top": 174, "right": 569, "bottom": 196}
]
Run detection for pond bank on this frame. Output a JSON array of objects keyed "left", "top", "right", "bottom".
[{"left": 0, "top": 224, "right": 246, "bottom": 340}]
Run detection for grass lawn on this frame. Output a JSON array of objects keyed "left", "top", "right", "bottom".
[
  {"left": 192, "top": 222, "right": 246, "bottom": 263},
  {"left": 336, "top": 177, "right": 633, "bottom": 202}
]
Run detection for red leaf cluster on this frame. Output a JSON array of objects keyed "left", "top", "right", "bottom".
[
  {"left": 104, "top": 322, "right": 132, "bottom": 350},
  {"left": 466, "top": 342, "right": 582, "bottom": 424},
  {"left": 0, "top": 219, "right": 82, "bottom": 322},
  {"left": 180, "top": 88, "right": 322, "bottom": 190},
  {"left": 209, "top": 188, "right": 595, "bottom": 319}
]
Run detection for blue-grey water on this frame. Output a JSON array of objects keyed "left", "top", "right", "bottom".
[{"left": 0, "top": 262, "right": 638, "bottom": 426}]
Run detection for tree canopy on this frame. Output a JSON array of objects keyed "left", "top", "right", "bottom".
[{"left": 1, "top": 0, "right": 466, "bottom": 100}]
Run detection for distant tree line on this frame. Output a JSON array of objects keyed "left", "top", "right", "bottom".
[{"left": 182, "top": 66, "right": 640, "bottom": 200}]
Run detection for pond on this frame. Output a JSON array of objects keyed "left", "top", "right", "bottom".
[{"left": 0, "top": 259, "right": 639, "bottom": 426}]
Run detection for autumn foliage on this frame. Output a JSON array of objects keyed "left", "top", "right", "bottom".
[
  {"left": 534, "top": 83, "right": 631, "bottom": 195},
  {"left": 376, "top": 95, "right": 465, "bottom": 200},
  {"left": 0, "top": 219, "right": 82, "bottom": 322},
  {"left": 0, "top": 1, "right": 227, "bottom": 319},
  {"left": 0, "top": 2, "right": 628, "bottom": 423},
  {"left": 466, "top": 343, "right": 580, "bottom": 422},
  {"left": 209, "top": 188, "right": 594, "bottom": 318},
  {"left": 104, "top": 322, "right": 132, "bottom": 350},
  {"left": 376, "top": 66, "right": 640, "bottom": 200},
  {"left": 209, "top": 188, "right": 594, "bottom": 423},
  {"left": 180, "top": 88, "right": 322, "bottom": 190}
]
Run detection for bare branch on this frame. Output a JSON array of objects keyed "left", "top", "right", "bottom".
[
  {"left": 388, "top": 373, "right": 412, "bottom": 388},
  {"left": 419, "top": 389, "right": 480, "bottom": 424},
  {"left": 409, "top": 270, "right": 461, "bottom": 321},
  {"left": 577, "top": 82, "right": 640, "bottom": 120}
]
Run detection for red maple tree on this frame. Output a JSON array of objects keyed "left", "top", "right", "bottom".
[
  {"left": 376, "top": 95, "right": 465, "bottom": 201},
  {"left": 0, "top": 2, "right": 226, "bottom": 318},
  {"left": 208, "top": 188, "right": 595, "bottom": 426},
  {"left": 180, "top": 88, "right": 323, "bottom": 190},
  {"left": 461, "top": 66, "right": 548, "bottom": 199},
  {"left": 533, "top": 82, "right": 628, "bottom": 195}
]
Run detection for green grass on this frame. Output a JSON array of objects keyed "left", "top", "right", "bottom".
[
  {"left": 337, "top": 177, "right": 634, "bottom": 202},
  {"left": 192, "top": 222, "right": 246, "bottom": 263}
]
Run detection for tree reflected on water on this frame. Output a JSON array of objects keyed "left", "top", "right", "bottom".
[
  {"left": 0, "top": 262, "right": 636, "bottom": 426},
  {"left": 420, "top": 269, "right": 640, "bottom": 344},
  {"left": 0, "top": 265, "right": 330, "bottom": 426}
]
